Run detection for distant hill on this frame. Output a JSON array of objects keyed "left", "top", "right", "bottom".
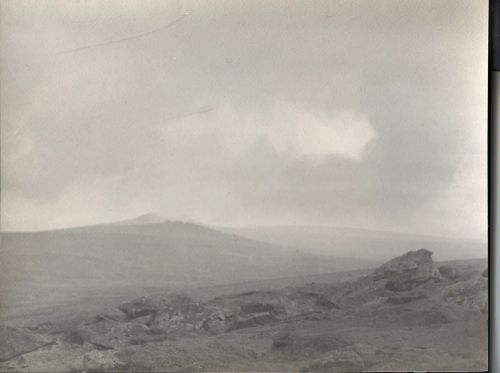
[
  {"left": 0, "top": 216, "right": 372, "bottom": 319},
  {"left": 221, "top": 225, "right": 487, "bottom": 262}
]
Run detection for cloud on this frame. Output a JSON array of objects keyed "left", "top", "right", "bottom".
[
  {"left": 161, "top": 102, "right": 374, "bottom": 160},
  {"left": 0, "top": 0, "right": 488, "bottom": 240}
]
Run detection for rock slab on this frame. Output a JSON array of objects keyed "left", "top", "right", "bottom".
[{"left": 0, "top": 325, "right": 52, "bottom": 362}]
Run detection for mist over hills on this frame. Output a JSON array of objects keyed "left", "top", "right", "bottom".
[
  {"left": 223, "top": 225, "right": 487, "bottom": 262},
  {"left": 1, "top": 213, "right": 486, "bottom": 321}
]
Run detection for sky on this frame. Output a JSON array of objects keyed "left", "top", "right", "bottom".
[{"left": 0, "top": 0, "right": 488, "bottom": 239}]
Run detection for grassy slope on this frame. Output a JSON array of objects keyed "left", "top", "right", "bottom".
[{"left": 0, "top": 221, "right": 372, "bottom": 321}]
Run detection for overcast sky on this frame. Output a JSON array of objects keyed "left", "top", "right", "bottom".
[{"left": 0, "top": 0, "right": 488, "bottom": 239}]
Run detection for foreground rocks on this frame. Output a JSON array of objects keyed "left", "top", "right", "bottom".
[{"left": 0, "top": 249, "right": 488, "bottom": 371}]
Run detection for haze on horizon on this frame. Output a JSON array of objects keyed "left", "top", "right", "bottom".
[{"left": 0, "top": 0, "right": 488, "bottom": 241}]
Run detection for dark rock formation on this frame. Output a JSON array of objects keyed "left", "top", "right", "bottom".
[
  {"left": 118, "top": 297, "right": 160, "bottom": 319},
  {"left": 371, "top": 249, "right": 442, "bottom": 291}
]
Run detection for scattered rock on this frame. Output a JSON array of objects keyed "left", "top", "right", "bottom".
[
  {"left": 83, "top": 350, "right": 127, "bottom": 371},
  {"left": 148, "top": 300, "right": 207, "bottom": 333}
]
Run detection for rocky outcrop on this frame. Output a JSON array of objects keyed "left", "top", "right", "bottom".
[
  {"left": 118, "top": 297, "right": 160, "bottom": 319},
  {"left": 370, "top": 249, "right": 442, "bottom": 291}
]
